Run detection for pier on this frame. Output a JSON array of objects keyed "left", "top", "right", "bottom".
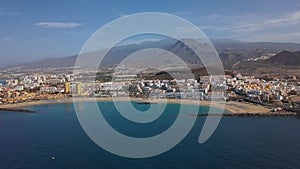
[{"left": 0, "top": 108, "right": 35, "bottom": 113}]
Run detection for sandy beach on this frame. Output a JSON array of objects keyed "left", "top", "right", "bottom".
[{"left": 0, "top": 97, "right": 272, "bottom": 114}]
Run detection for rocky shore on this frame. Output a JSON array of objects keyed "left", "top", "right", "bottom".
[
  {"left": 0, "top": 107, "right": 35, "bottom": 113},
  {"left": 191, "top": 111, "right": 298, "bottom": 117}
]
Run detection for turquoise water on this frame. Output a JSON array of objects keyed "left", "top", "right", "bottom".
[{"left": 0, "top": 102, "right": 300, "bottom": 169}]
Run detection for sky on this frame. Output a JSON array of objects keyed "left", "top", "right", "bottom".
[{"left": 0, "top": 0, "right": 300, "bottom": 67}]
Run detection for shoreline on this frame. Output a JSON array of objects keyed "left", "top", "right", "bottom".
[{"left": 0, "top": 97, "right": 297, "bottom": 116}]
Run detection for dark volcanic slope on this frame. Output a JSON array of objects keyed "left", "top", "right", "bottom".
[
  {"left": 264, "top": 50, "right": 300, "bottom": 66},
  {"left": 232, "top": 50, "right": 300, "bottom": 77}
]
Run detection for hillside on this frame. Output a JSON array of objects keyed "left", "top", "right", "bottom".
[
  {"left": 233, "top": 50, "right": 300, "bottom": 77},
  {"left": 8, "top": 39, "right": 300, "bottom": 72},
  {"left": 264, "top": 51, "right": 300, "bottom": 66}
]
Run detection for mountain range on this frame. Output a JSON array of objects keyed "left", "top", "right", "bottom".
[{"left": 7, "top": 38, "right": 300, "bottom": 76}]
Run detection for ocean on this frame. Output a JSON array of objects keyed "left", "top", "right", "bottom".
[{"left": 0, "top": 101, "right": 299, "bottom": 169}]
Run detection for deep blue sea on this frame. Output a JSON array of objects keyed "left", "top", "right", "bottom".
[{"left": 0, "top": 101, "right": 300, "bottom": 169}]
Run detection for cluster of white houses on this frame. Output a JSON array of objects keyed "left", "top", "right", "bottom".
[{"left": 1, "top": 71, "right": 300, "bottom": 108}]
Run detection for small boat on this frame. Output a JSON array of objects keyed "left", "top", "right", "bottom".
[
  {"left": 137, "top": 101, "right": 152, "bottom": 104},
  {"left": 137, "top": 101, "right": 158, "bottom": 104}
]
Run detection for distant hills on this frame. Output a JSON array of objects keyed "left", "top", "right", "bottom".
[
  {"left": 212, "top": 39, "right": 300, "bottom": 67},
  {"left": 232, "top": 50, "right": 300, "bottom": 77},
  {"left": 19, "top": 55, "right": 78, "bottom": 69},
  {"left": 7, "top": 39, "right": 300, "bottom": 76},
  {"left": 264, "top": 51, "right": 300, "bottom": 66}
]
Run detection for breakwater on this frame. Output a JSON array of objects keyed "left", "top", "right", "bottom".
[{"left": 0, "top": 108, "right": 35, "bottom": 113}]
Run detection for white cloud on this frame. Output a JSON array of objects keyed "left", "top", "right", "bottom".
[
  {"left": 0, "top": 11, "right": 20, "bottom": 15},
  {"left": 34, "top": 22, "right": 83, "bottom": 28},
  {"left": 199, "top": 14, "right": 222, "bottom": 20},
  {"left": 173, "top": 26, "right": 199, "bottom": 33},
  {"left": 110, "top": 8, "right": 126, "bottom": 17},
  {"left": 175, "top": 11, "right": 194, "bottom": 17},
  {"left": 211, "top": 10, "right": 300, "bottom": 33},
  {"left": 2, "top": 37, "right": 14, "bottom": 41},
  {"left": 188, "top": 10, "right": 300, "bottom": 43}
]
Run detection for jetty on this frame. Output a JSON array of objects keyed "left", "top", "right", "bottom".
[
  {"left": 137, "top": 101, "right": 158, "bottom": 104},
  {"left": 0, "top": 108, "right": 35, "bottom": 113}
]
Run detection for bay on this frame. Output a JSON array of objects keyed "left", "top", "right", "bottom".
[{"left": 0, "top": 101, "right": 299, "bottom": 169}]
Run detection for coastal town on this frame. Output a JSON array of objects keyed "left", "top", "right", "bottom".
[{"left": 1, "top": 67, "right": 300, "bottom": 115}]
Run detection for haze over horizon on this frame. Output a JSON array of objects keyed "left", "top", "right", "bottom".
[{"left": 1, "top": 0, "right": 300, "bottom": 67}]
